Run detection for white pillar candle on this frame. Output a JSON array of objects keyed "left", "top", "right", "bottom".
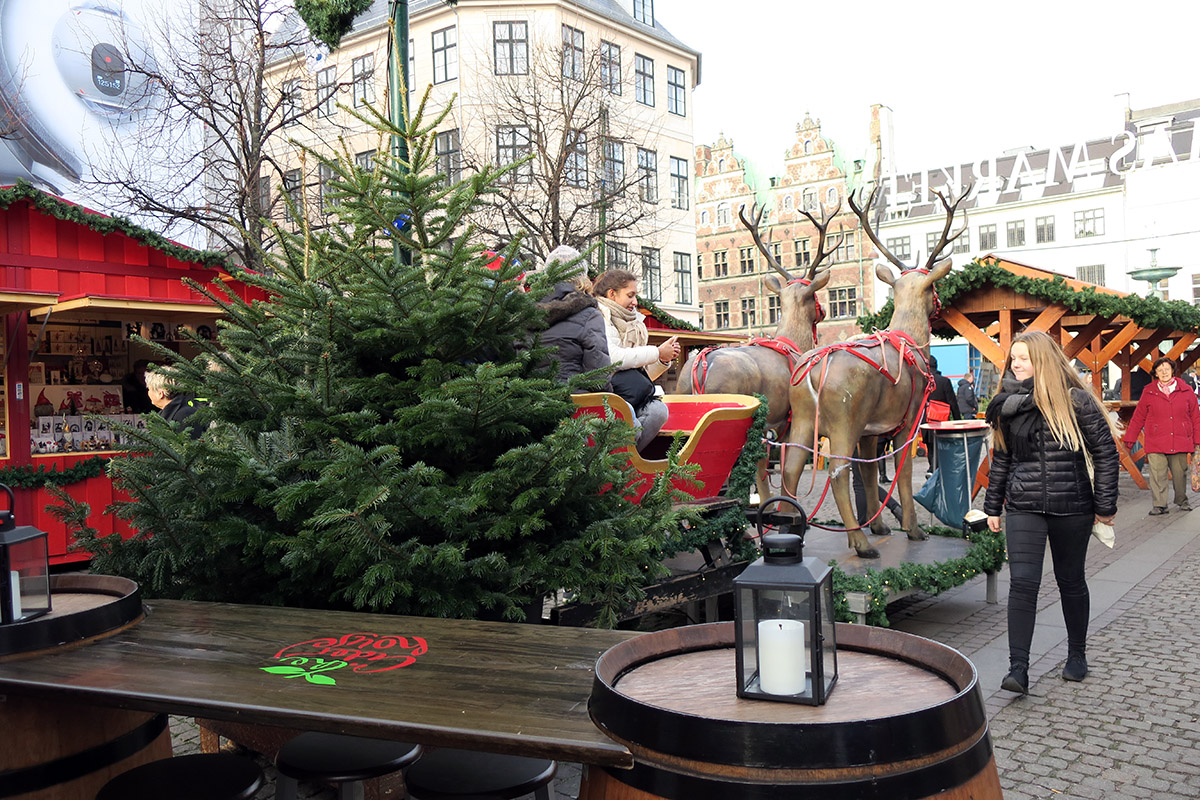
[
  {"left": 757, "top": 619, "right": 806, "bottom": 695},
  {"left": 9, "top": 570, "right": 22, "bottom": 621}
]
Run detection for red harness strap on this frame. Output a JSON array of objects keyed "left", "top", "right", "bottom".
[{"left": 690, "top": 336, "right": 806, "bottom": 394}]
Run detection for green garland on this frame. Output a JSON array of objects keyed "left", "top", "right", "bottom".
[
  {"left": 829, "top": 524, "right": 1007, "bottom": 626},
  {"left": 0, "top": 182, "right": 229, "bottom": 268},
  {"left": 663, "top": 396, "right": 766, "bottom": 560},
  {"left": 640, "top": 297, "right": 702, "bottom": 332},
  {"left": 857, "top": 257, "right": 1200, "bottom": 337},
  {"left": 0, "top": 456, "right": 110, "bottom": 489}
]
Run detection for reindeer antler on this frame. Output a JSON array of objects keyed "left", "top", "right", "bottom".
[
  {"left": 848, "top": 185, "right": 909, "bottom": 273},
  {"left": 738, "top": 203, "right": 792, "bottom": 282},
  {"left": 797, "top": 200, "right": 844, "bottom": 281},
  {"left": 922, "top": 185, "right": 971, "bottom": 267}
]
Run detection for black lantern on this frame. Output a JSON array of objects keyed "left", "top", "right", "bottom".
[
  {"left": 0, "top": 485, "right": 51, "bottom": 625},
  {"left": 735, "top": 498, "right": 837, "bottom": 704}
]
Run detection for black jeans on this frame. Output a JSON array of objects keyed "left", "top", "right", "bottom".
[{"left": 1005, "top": 512, "right": 1092, "bottom": 667}]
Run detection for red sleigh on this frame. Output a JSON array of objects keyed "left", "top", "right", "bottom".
[{"left": 572, "top": 393, "right": 760, "bottom": 503}]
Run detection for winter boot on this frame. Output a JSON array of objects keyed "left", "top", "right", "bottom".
[
  {"left": 1001, "top": 663, "right": 1029, "bottom": 694},
  {"left": 1062, "top": 649, "right": 1088, "bottom": 682}
]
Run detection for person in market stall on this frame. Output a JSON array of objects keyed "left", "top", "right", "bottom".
[{"left": 144, "top": 369, "right": 207, "bottom": 438}]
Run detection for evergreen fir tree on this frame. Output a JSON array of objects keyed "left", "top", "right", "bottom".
[{"left": 67, "top": 90, "right": 696, "bottom": 626}]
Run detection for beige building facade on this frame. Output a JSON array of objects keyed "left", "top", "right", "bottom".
[{"left": 265, "top": 0, "right": 701, "bottom": 323}]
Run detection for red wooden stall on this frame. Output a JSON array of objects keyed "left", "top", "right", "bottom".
[{"left": 0, "top": 185, "right": 259, "bottom": 565}]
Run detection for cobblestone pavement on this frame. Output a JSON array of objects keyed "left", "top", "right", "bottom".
[{"left": 170, "top": 462, "right": 1200, "bottom": 799}]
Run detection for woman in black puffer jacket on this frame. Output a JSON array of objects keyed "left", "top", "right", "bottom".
[{"left": 984, "top": 331, "right": 1120, "bottom": 695}]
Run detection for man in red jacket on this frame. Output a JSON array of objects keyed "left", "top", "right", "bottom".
[{"left": 1123, "top": 357, "right": 1200, "bottom": 514}]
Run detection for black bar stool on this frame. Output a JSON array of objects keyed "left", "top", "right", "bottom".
[
  {"left": 404, "top": 749, "right": 557, "bottom": 800},
  {"left": 273, "top": 732, "right": 423, "bottom": 800},
  {"left": 95, "top": 753, "right": 263, "bottom": 800}
]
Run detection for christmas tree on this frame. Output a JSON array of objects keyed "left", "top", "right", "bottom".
[{"left": 65, "top": 91, "right": 694, "bottom": 626}]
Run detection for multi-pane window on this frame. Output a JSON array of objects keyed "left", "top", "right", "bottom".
[
  {"left": 603, "top": 140, "right": 624, "bottom": 187},
  {"left": 607, "top": 241, "right": 629, "bottom": 270},
  {"left": 767, "top": 295, "right": 781, "bottom": 324},
  {"left": 669, "top": 156, "right": 688, "bottom": 209},
  {"left": 979, "top": 224, "right": 997, "bottom": 250},
  {"left": 674, "top": 252, "right": 692, "bottom": 304},
  {"left": 826, "top": 186, "right": 838, "bottom": 206},
  {"left": 829, "top": 287, "right": 857, "bottom": 319},
  {"left": 739, "top": 247, "right": 754, "bottom": 274},
  {"left": 436, "top": 129, "right": 461, "bottom": 185},
  {"left": 667, "top": 66, "right": 685, "bottom": 116},
  {"left": 493, "top": 21, "right": 528, "bottom": 75},
  {"left": 283, "top": 168, "right": 301, "bottom": 221},
  {"left": 713, "top": 250, "right": 729, "bottom": 277},
  {"left": 561, "top": 25, "right": 584, "bottom": 80},
  {"left": 771, "top": 242, "right": 781, "bottom": 268},
  {"left": 354, "top": 150, "right": 375, "bottom": 172},
  {"left": 601, "top": 41, "right": 621, "bottom": 94},
  {"left": 407, "top": 40, "right": 415, "bottom": 93},
  {"left": 352, "top": 54, "right": 375, "bottom": 106},
  {"left": 1074, "top": 209, "right": 1104, "bottom": 238},
  {"left": 1077, "top": 265, "right": 1106, "bottom": 286},
  {"left": 256, "top": 174, "right": 271, "bottom": 217},
  {"left": 1006, "top": 220, "right": 1026, "bottom": 247},
  {"left": 1036, "top": 215, "right": 1055, "bottom": 244},
  {"left": 714, "top": 299, "right": 730, "bottom": 329},
  {"left": 716, "top": 202, "right": 731, "bottom": 226},
  {"left": 641, "top": 248, "right": 662, "bottom": 301},
  {"left": 637, "top": 147, "right": 657, "bottom": 202},
  {"left": 635, "top": 54, "right": 654, "bottom": 106},
  {"left": 794, "top": 238, "right": 810, "bottom": 267},
  {"left": 886, "top": 236, "right": 911, "bottom": 261},
  {"left": 1193, "top": 273, "right": 1200, "bottom": 307},
  {"left": 633, "top": 0, "right": 654, "bottom": 25},
  {"left": 741, "top": 297, "right": 756, "bottom": 328},
  {"left": 834, "top": 235, "right": 856, "bottom": 263},
  {"left": 281, "top": 79, "right": 301, "bottom": 125},
  {"left": 953, "top": 229, "right": 969, "bottom": 253},
  {"left": 696, "top": 253, "right": 702, "bottom": 278},
  {"left": 316, "top": 67, "right": 336, "bottom": 118},
  {"left": 432, "top": 26, "right": 457, "bottom": 84},
  {"left": 318, "top": 162, "right": 337, "bottom": 212},
  {"left": 496, "top": 125, "right": 531, "bottom": 182},
  {"left": 564, "top": 130, "right": 587, "bottom": 188},
  {"left": 802, "top": 188, "right": 817, "bottom": 213}
]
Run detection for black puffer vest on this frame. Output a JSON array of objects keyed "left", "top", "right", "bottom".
[{"left": 983, "top": 380, "right": 1119, "bottom": 518}]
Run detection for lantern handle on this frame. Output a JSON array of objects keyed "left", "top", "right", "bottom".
[
  {"left": 755, "top": 495, "right": 807, "bottom": 552},
  {"left": 0, "top": 483, "right": 14, "bottom": 532}
]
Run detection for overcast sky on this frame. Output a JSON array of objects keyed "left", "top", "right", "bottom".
[{"left": 654, "top": 0, "right": 1199, "bottom": 178}]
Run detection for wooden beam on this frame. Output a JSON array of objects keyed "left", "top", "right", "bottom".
[
  {"left": 1128, "top": 330, "right": 1171, "bottom": 370},
  {"left": 998, "top": 309, "right": 1014, "bottom": 356},
  {"left": 1180, "top": 342, "right": 1200, "bottom": 372},
  {"left": 1025, "top": 305, "right": 1067, "bottom": 334},
  {"left": 1164, "top": 334, "right": 1197, "bottom": 363},
  {"left": 1096, "top": 321, "right": 1144, "bottom": 366},
  {"left": 939, "top": 307, "right": 1005, "bottom": 369},
  {"left": 1063, "top": 315, "right": 1116, "bottom": 360}
]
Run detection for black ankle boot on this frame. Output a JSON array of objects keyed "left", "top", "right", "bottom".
[
  {"left": 1001, "top": 664, "right": 1029, "bottom": 694},
  {"left": 1062, "top": 650, "right": 1088, "bottom": 682}
]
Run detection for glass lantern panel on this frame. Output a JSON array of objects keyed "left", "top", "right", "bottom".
[
  {"left": 820, "top": 579, "right": 838, "bottom": 696},
  {"left": 9, "top": 534, "right": 51, "bottom": 620},
  {"left": 754, "top": 588, "right": 813, "bottom": 697}
]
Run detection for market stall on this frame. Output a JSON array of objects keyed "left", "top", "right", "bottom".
[{"left": 0, "top": 184, "right": 257, "bottom": 564}]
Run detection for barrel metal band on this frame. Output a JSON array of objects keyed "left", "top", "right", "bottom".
[
  {"left": 600, "top": 726, "right": 995, "bottom": 800},
  {"left": 0, "top": 712, "right": 168, "bottom": 797}
]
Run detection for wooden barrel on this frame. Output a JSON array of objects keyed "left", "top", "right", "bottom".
[
  {"left": 583, "top": 622, "right": 1002, "bottom": 800},
  {"left": 0, "top": 575, "right": 171, "bottom": 800}
]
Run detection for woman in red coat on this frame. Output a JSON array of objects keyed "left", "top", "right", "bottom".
[{"left": 1123, "top": 357, "right": 1200, "bottom": 515}]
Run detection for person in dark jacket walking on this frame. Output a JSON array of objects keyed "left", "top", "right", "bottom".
[
  {"left": 1122, "top": 357, "right": 1200, "bottom": 515},
  {"left": 984, "top": 331, "right": 1120, "bottom": 694},
  {"left": 927, "top": 355, "right": 961, "bottom": 421},
  {"left": 956, "top": 371, "right": 978, "bottom": 418},
  {"left": 535, "top": 246, "right": 609, "bottom": 385}
]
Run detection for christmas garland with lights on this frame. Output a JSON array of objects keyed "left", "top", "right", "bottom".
[
  {"left": 829, "top": 524, "right": 1007, "bottom": 626},
  {"left": 0, "top": 182, "right": 228, "bottom": 268},
  {"left": 857, "top": 257, "right": 1200, "bottom": 337},
  {"left": 0, "top": 456, "right": 110, "bottom": 490}
]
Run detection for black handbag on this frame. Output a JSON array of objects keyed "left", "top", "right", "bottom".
[{"left": 609, "top": 367, "right": 656, "bottom": 411}]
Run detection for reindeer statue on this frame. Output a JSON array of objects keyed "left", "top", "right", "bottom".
[
  {"left": 676, "top": 201, "right": 842, "bottom": 497},
  {"left": 779, "top": 185, "right": 969, "bottom": 558}
]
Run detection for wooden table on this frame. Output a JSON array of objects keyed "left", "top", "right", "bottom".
[{"left": 0, "top": 599, "right": 638, "bottom": 769}]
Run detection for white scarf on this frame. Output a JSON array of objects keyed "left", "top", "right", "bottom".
[{"left": 597, "top": 296, "right": 648, "bottom": 348}]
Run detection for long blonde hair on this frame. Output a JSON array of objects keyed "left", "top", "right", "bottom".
[{"left": 994, "top": 330, "right": 1120, "bottom": 451}]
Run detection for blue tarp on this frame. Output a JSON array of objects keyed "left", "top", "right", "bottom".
[{"left": 915, "top": 427, "right": 989, "bottom": 527}]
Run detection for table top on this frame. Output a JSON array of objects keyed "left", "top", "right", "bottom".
[
  {"left": 0, "top": 599, "right": 639, "bottom": 767},
  {"left": 921, "top": 420, "right": 990, "bottom": 432}
]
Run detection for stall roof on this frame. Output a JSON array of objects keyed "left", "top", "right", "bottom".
[
  {"left": 0, "top": 290, "right": 59, "bottom": 316},
  {"left": 28, "top": 294, "right": 223, "bottom": 323}
]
